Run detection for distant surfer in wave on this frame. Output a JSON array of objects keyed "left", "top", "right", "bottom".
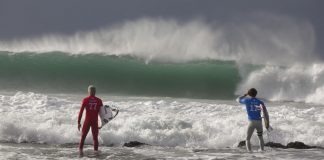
[
  {"left": 78, "top": 85, "right": 103, "bottom": 155},
  {"left": 237, "top": 88, "right": 270, "bottom": 152}
]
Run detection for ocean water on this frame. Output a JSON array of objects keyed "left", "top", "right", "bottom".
[
  {"left": 0, "top": 17, "right": 324, "bottom": 159},
  {"left": 0, "top": 52, "right": 240, "bottom": 99},
  {"left": 0, "top": 92, "right": 323, "bottom": 159}
]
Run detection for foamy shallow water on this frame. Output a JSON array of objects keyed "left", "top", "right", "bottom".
[
  {"left": 0, "top": 143, "right": 323, "bottom": 160},
  {"left": 0, "top": 92, "right": 323, "bottom": 159}
]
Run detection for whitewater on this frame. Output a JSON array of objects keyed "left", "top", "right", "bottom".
[
  {"left": 0, "top": 92, "right": 323, "bottom": 159},
  {"left": 0, "top": 15, "right": 324, "bottom": 159}
]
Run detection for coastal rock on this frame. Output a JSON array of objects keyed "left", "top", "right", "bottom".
[
  {"left": 123, "top": 141, "right": 147, "bottom": 147},
  {"left": 237, "top": 141, "right": 246, "bottom": 147},
  {"left": 286, "top": 141, "right": 316, "bottom": 149},
  {"left": 238, "top": 140, "right": 322, "bottom": 149},
  {"left": 265, "top": 142, "right": 287, "bottom": 149}
]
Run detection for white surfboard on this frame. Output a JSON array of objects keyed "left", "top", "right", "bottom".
[
  {"left": 260, "top": 104, "right": 272, "bottom": 131},
  {"left": 99, "top": 105, "right": 119, "bottom": 128}
]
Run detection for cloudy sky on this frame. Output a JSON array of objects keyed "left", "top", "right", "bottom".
[{"left": 0, "top": 0, "right": 323, "bottom": 54}]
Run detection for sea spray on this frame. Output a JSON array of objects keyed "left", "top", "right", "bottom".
[
  {"left": 236, "top": 64, "right": 324, "bottom": 104},
  {"left": 0, "top": 14, "right": 316, "bottom": 65}
]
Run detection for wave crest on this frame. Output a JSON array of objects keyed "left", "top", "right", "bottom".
[{"left": 0, "top": 14, "right": 317, "bottom": 65}]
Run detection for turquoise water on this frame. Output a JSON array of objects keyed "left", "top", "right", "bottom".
[{"left": 0, "top": 52, "right": 242, "bottom": 99}]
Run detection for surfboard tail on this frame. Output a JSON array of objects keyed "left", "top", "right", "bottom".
[{"left": 99, "top": 104, "right": 119, "bottom": 128}]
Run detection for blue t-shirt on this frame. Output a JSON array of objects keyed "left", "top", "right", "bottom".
[{"left": 238, "top": 97, "right": 264, "bottom": 120}]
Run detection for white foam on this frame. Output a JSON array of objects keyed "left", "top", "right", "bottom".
[
  {"left": 0, "top": 92, "right": 323, "bottom": 148},
  {"left": 236, "top": 63, "right": 324, "bottom": 104},
  {"left": 0, "top": 92, "right": 80, "bottom": 144}
]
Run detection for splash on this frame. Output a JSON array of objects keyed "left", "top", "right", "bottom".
[
  {"left": 0, "top": 14, "right": 317, "bottom": 65},
  {"left": 236, "top": 64, "right": 324, "bottom": 104}
]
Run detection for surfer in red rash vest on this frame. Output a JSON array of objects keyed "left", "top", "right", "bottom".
[{"left": 78, "top": 85, "right": 103, "bottom": 155}]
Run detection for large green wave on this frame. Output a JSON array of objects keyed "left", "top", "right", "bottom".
[{"left": 0, "top": 52, "right": 241, "bottom": 99}]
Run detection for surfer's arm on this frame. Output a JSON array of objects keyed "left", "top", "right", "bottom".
[
  {"left": 78, "top": 105, "right": 85, "bottom": 124},
  {"left": 78, "top": 100, "right": 86, "bottom": 131},
  {"left": 236, "top": 94, "right": 248, "bottom": 104}
]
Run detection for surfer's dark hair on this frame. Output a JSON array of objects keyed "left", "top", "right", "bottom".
[{"left": 248, "top": 88, "right": 257, "bottom": 97}]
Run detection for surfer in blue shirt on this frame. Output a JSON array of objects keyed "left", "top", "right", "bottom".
[{"left": 237, "top": 88, "right": 270, "bottom": 152}]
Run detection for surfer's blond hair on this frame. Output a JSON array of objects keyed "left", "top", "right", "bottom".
[{"left": 88, "top": 85, "right": 96, "bottom": 95}]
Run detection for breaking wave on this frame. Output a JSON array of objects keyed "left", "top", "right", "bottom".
[{"left": 0, "top": 14, "right": 323, "bottom": 103}]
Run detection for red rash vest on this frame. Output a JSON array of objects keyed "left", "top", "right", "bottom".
[{"left": 78, "top": 96, "right": 103, "bottom": 124}]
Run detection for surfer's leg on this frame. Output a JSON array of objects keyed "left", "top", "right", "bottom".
[
  {"left": 79, "top": 120, "right": 90, "bottom": 151},
  {"left": 256, "top": 121, "right": 264, "bottom": 151},
  {"left": 246, "top": 121, "right": 254, "bottom": 152},
  {"left": 91, "top": 122, "right": 99, "bottom": 151}
]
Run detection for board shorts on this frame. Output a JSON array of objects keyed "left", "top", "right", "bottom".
[{"left": 246, "top": 120, "right": 263, "bottom": 140}]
